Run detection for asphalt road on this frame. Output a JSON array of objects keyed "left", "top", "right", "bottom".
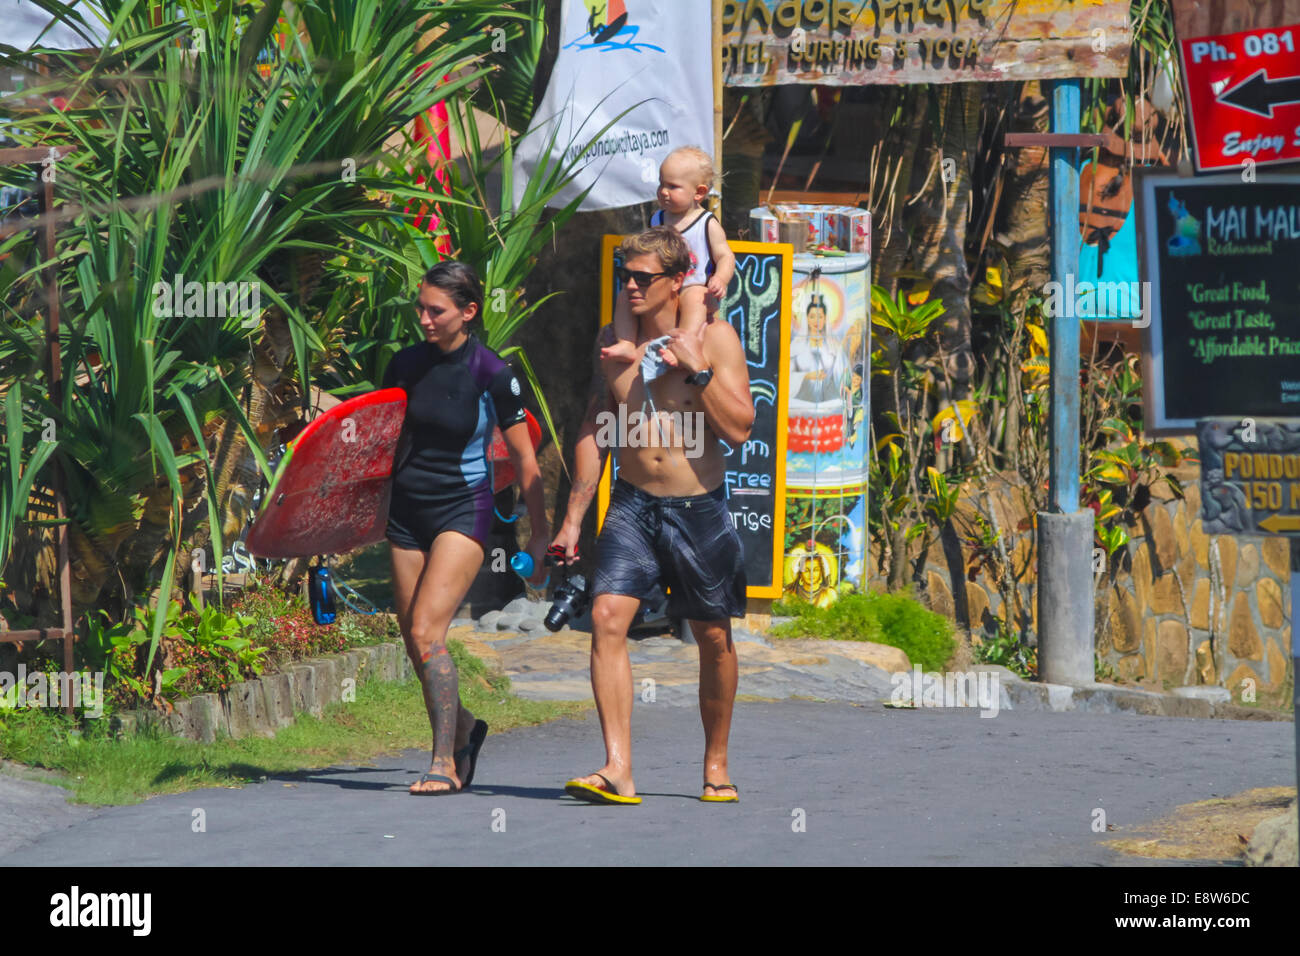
[{"left": 1, "top": 699, "right": 1294, "bottom": 866}]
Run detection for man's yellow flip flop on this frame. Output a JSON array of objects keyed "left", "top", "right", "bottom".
[
  {"left": 564, "top": 772, "right": 642, "bottom": 805},
  {"left": 700, "top": 782, "right": 739, "bottom": 803}
]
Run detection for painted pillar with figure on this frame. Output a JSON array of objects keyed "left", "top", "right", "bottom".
[{"left": 751, "top": 205, "right": 871, "bottom": 608}]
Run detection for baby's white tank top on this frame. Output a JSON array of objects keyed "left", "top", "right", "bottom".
[{"left": 651, "top": 208, "right": 714, "bottom": 288}]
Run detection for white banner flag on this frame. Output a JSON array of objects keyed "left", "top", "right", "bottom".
[
  {"left": 512, "top": 0, "right": 714, "bottom": 212},
  {"left": 6, "top": 1, "right": 109, "bottom": 51}
]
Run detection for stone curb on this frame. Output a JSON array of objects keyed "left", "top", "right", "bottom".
[
  {"left": 109, "top": 642, "right": 413, "bottom": 743},
  {"left": 971, "top": 665, "right": 1293, "bottom": 721}
]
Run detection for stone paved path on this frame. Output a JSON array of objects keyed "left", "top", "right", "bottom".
[{"left": 455, "top": 625, "right": 910, "bottom": 705}]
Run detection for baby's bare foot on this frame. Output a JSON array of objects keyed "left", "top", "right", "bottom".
[{"left": 600, "top": 340, "right": 639, "bottom": 363}]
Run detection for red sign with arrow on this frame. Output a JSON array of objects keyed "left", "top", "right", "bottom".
[{"left": 1182, "top": 23, "right": 1300, "bottom": 171}]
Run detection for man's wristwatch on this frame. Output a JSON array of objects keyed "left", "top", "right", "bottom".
[{"left": 685, "top": 367, "right": 714, "bottom": 387}]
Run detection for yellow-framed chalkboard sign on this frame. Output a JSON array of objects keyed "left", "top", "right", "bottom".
[{"left": 596, "top": 234, "right": 792, "bottom": 598}]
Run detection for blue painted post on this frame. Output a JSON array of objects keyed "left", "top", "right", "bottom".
[
  {"left": 1037, "top": 78, "right": 1094, "bottom": 686},
  {"left": 1048, "top": 79, "right": 1081, "bottom": 514}
]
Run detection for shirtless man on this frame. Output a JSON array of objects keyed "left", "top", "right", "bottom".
[{"left": 551, "top": 226, "right": 754, "bottom": 805}]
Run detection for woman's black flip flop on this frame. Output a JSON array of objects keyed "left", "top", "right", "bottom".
[
  {"left": 410, "top": 773, "right": 461, "bottom": 796},
  {"left": 457, "top": 719, "right": 489, "bottom": 789}
]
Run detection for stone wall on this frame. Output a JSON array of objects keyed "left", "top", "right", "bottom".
[
  {"left": 914, "top": 475, "right": 1040, "bottom": 643},
  {"left": 913, "top": 471, "right": 1293, "bottom": 705},
  {"left": 113, "top": 641, "right": 413, "bottom": 743}
]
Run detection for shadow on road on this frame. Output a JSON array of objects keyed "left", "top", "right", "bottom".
[
  {"left": 151, "top": 761, "right": 271, "bottom": 787},
  {"left": 287, "top": 766, "right": 407, "bottom": 791}
]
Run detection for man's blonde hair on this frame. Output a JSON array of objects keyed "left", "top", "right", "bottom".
[
  {"left": 665, "top": 146, "right": 716, "bottom": 190},
  {"left": 619, "top": 226, "right": 692, "bottom": 277}
]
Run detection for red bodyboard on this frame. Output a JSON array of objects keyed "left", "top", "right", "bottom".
[
  {"left": 487, "top": 410, "right": 543, "bottom": 493},
  {"left": 246, "top": 389, "right": 407, "bottom": 559}
]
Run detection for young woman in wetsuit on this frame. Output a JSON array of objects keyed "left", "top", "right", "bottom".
[{"left": 382, "top": 261, "right": 549, "bottom": 795}]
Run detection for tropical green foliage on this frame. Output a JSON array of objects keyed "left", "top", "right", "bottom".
[
  {"left": 82, "top": 599, "right": 265, "bottom": 707},
  {"left": 0, "top": 0, "right": 535, "bottom": 637},
  {"left": 0, "top": 384, "right": 57, "bottom": 583},
  {"left": 870, "top": 284, "right": 943, "bottom": 343},
  {"left": 83, "top": 608, "right": 158, "bottom": 704},
  {"left": 867, "top": 282, "right": 965, "bottom": 588},
  {"left": 1080, "top": 349, "right": 1186, "bottom": 556},
  {"left": 973, "top": 620, "right": 1037, "bottom": 680}
]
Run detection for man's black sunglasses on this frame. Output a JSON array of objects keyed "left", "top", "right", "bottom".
[{"left": 615, "top": 265, "right": 671, "bottom": 287}]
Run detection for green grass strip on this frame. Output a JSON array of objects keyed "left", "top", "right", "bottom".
[{"left": 0, "top": 641, "right": 589, "bottom": 805}]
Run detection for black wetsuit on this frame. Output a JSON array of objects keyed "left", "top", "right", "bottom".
[{"left": 382, "top": 334, "right": 526, "bottom": 550}]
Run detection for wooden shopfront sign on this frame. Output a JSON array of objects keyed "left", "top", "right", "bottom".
[{"left": 720, "top": 0, "right": 1130, "bottom": 86}]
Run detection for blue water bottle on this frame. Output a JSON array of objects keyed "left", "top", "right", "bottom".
[
  {"left": 309, "top": 564, "right": 337, "bottom": 625},
  {"left": 510, "top": 552, "right": 548, "bottom": 588}
]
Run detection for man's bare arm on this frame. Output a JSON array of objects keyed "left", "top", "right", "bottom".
[
  {"left": 668, "top": 321, "right": 753, "bottom": 445},
  {"left": 555, "top": 328, "right": 614, "bottom": 552}
]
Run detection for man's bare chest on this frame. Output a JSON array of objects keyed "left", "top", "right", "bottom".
[{"left": 604, "top": 353, "right": 698, "bottom": 415}]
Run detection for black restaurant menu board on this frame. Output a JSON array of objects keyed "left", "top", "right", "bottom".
[
  {"left": 1138, "top": 171, "right": 1300, "bottom": 432},
  {"left": 598, "top": 235, "right": 791, "bottom": 598}
]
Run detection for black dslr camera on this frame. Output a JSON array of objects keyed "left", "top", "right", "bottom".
[{"left": 543, "top": 545, "right": 592, "bottom": 632}]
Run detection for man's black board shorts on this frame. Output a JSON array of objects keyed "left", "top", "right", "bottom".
[{"left": 594, "top": 478, "right": 746, "bottom": 621}]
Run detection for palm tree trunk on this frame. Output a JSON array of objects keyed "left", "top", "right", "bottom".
[
  {"left": 873, "top": 87, "right": 928, "bottom": 293},
  {"left": 914, "top": 84, "right": 982, "bottom": 406},
  {"left": 995, "top": 84, "right": 1051, "bottom": 468}
]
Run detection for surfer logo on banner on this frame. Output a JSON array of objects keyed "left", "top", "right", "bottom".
[{"left": 574, "top": 1, "right": 662, "bottom": 52}]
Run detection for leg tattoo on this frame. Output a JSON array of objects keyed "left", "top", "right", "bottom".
[{"left": 420, "top": 645, "right": 460, "bottom": 763}]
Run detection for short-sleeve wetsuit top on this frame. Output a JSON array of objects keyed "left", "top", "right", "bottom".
[{"left": 382, "top": 333, "right": 526, "bottom": 549}]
